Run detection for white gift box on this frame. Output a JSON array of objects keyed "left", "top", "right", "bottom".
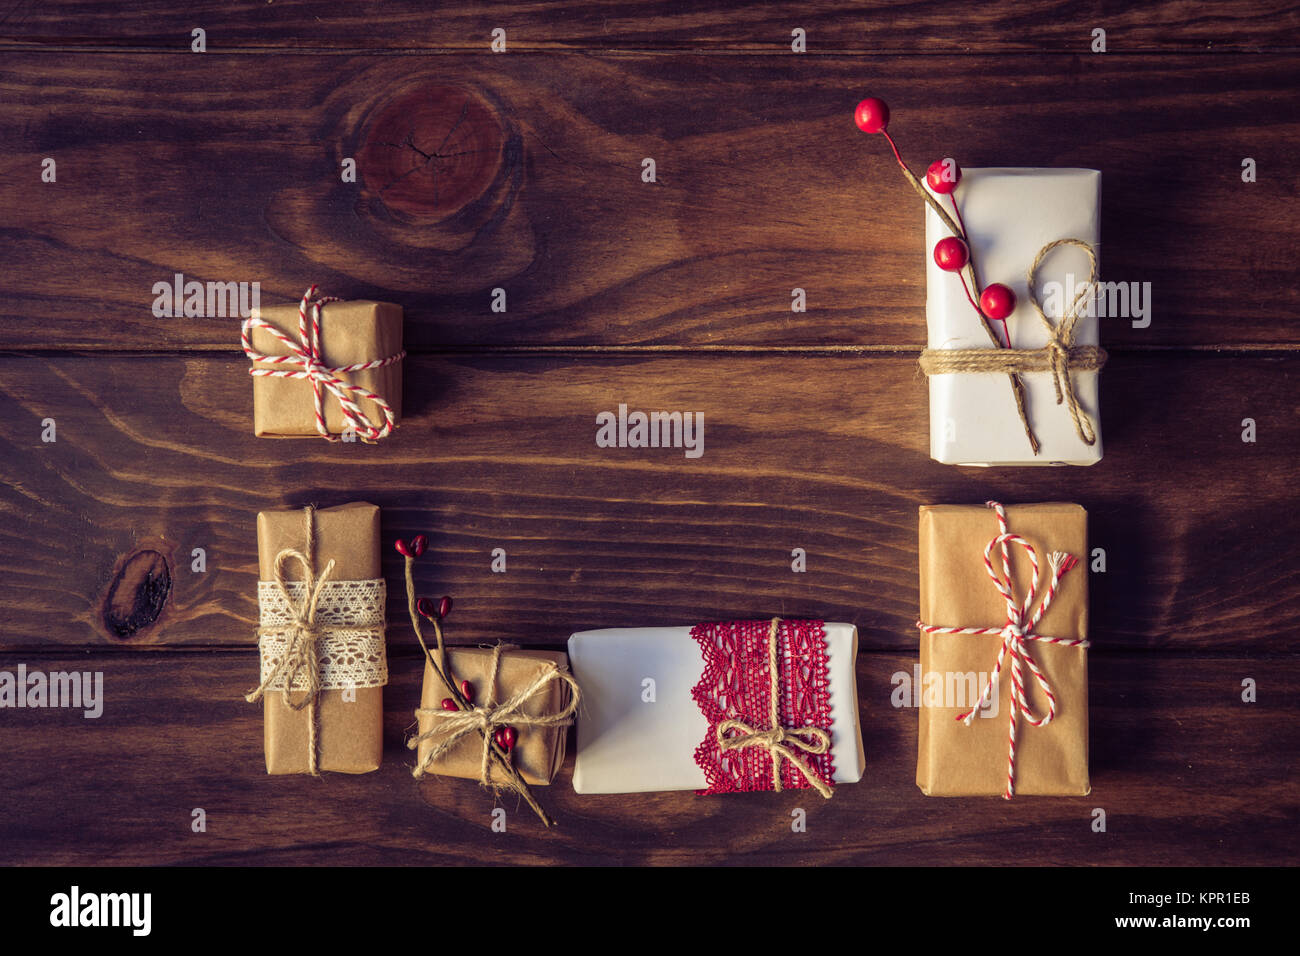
[
  {"left": 925, "top": 167, "right": 1102, "bottom": 466},
  {"left": 568, "top": 623, "right": 865, "bottom": 794}
]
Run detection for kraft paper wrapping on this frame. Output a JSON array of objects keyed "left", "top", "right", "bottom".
[
  {"left": 257, "top": 502, "right": 384, "bottom": 774},
  {"left": 925, "top": 168, "right": 1102, "bottom": 466},
  {"left": 250, "top": 300, "right": 403, "bottom": 438},
  {"left": 568, "top": 624, "right": 865, "bottom": 794},
  {"left": 415, "top": 649, "right": 570, "bottom": 786},
  {"left": 917, "top": 503, "right": 1090, "bottom": 796}
]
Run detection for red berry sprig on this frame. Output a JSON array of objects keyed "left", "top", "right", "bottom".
[{"left": 855, "top": 97, "right": 1017, "bottom": 348}]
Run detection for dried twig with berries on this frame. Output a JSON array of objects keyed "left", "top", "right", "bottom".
[
  {"left": 856, "top": 97, "right": 1041, "bottom": 453},
  {"left": 395, "top": 535, "right": 558, "bottom": 827}
]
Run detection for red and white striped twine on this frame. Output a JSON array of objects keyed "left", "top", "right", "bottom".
[
  {"left": 240, "top": 285, "right": 405, "bottom": 443},
  {"left": 916, "top": 501, "right": 1088, "bottom": 799}
]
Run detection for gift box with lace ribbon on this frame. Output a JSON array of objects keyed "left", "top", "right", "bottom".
[
  {"left": 569, "top": 619, "right": 864, "bottom": 797},
  {"left": 246, "top": 502, "right": 388, "bottom": 775}
]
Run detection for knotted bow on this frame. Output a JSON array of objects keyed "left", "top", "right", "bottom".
[
  {"left": 245, "top": 505, "right": 339, "bottom": 776},
  {"left": 919, "top": 238, "right": 1106, "bottom": 455},
  {"left": 716, "top": 618, "right": 834, "bottom": 799},
  {"left": 915, "top": 501, "right": 1089, "bottom": 798},
  {"left": 241, "top": 284, "right": 405, "bottom": 442},
  {"left": 410, "top": 643, "right": 580, "bottom": 789}
]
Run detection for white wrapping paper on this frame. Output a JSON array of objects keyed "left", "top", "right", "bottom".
[
  {"left": 925, "top": 167, "right": 1102, "bottom": 466},
  {"left": 568, "top": 623, "right": 865, "bottom": 794}
]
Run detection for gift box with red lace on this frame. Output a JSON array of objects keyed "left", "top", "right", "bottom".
[{"left": 568, "top": 619, "right": 864, "bottom": 797}]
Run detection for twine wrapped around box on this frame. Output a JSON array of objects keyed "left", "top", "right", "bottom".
[
  {"left": 410, "top": 643, "right": 579, "bottom": 788},
  {"left": 919, "top": 239, "right": 1107, "bottom": 455},
  {"left": 397, "top": 543, "right": 579, "bottom": 827},
  {"left": 245, "top": 505, "right": 388, "bottom": 776}
]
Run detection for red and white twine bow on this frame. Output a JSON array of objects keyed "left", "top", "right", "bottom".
[
  {"left": 916, "top": 501, "right": 1089, "bottom": 799},
  {"left": 241, "top": 285, "right": 405, "bottom": 442}
]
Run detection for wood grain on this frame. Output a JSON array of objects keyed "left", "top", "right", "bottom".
[
  {"left": 0, "top": 352, "right": 1294, "bottom": 653},
  {"left": 0, "top": 650, "right": 1291, "bottom": 866},
  {"left": 1, "top": 53, "right": 1298, "bottom": 350},
  {"left": 1, "top": 1, "right": 1297, "bottom": 871},
  {"left": 2, "top": 1, "right": 1297, "bottom": 52}
]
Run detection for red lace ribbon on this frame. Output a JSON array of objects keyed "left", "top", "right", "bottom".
[{"left": 690, "top": 619, "right": 835, "bottom": 796}]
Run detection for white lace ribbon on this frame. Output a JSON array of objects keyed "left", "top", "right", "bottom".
[{"left": 256, "top": 578, "right": 387, "bottom": 691}]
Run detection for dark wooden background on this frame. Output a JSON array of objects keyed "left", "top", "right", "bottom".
[{"left": 0, "top": 2, "right": 1296, "bottom": 866}]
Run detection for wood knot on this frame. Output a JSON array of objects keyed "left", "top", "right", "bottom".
[
  {"left": 102, "top": 549, "right": 172, "bottom": 640},
  {"left": 358, "top": 85, "right": 506, "bottom": 220}
]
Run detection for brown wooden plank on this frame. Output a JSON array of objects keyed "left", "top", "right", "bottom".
[
  {"left": 2, "top": 1, "right": 1298, "bottom": 52},
  {"left": 0, "top": 649, "right": 1292, "bottom": 865},
  {"left": 1, "top": 54, "right": 1297, "bottom": 350},
  {"left": 0, "top": 352, "right": 1294, "bottom": 652}
]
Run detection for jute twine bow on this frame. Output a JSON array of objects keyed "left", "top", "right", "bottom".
[
  {"left": 915, "top": 501, "right": 1089, "bottom": 799},
  {"left": 241, "top": 284, "right": 405, "bottom": 443},
  {"left": 716, "top": 617, "right": 834, "bottom": 799},
  {"left": 245, "top": 505, "right": 347, "bottom": 777},
  {"left": 919, "top": 238, "right": 1107, "bottom": 455},
  {"left": 410, "top": 643, "right": 580, "bottom": 788}
]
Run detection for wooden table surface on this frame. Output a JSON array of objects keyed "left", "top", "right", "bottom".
[{"left": 1, "top": 2, "right": 1297, "bottom": 866}]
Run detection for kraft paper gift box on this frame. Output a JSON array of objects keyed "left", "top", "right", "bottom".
[
  {"left": 414, "top": 648, "right": 572, "bottom": 786},
  {"left": 247, "top": 299, "right": 403, "bottom": 439},
  {"left": 916, "top": 502, "right": 1090, "bottom": 796},
  {"left": 569, "top": 620, "right": 864, "bottom": 795},
  {"left": 253, "top": 502, "right": 387, "bottom": 774},
  {"left": 924, "top": 168, "right": 1102, "bottom": 466}
]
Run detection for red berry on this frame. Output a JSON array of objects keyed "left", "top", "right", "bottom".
[
  {"left": 926, "top": 158, "right": 962, "bottom": 194},
  {"left": 410, "top": 535, "right": 427, "bottom": 557},
  {"left": 394, "top": 539, "right": 412, "bottom": 557},
  {"left": 933, "top": 236, "right": 969, "bottom": 272},
  {"left": 494, "top": 726, "right": 517, "bottom": 751},
  {"left": 980, "top": 283, "right": 1017, "bottom": 321},
  {"left": 416, "top": 597, "right": 437, "bottom": 620},
  {"left": 440, "top": 697, "right": 458, "bottom": 711},
  {"left": 437, "top": 596, "right": 453, "bottom": 620},
  {"left": 460, "top": 680, "right": 474, "bottom": 702},
  {"left": 854, "top": 97, "right": 889, "bottom": 134}
]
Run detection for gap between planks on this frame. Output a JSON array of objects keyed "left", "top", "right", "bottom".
[
  {"left": 3, "top": 344, "right": 1300, "bottom": 357},
  {"left": 0, "top": 46, "right": 1298, "bottom": 55}
]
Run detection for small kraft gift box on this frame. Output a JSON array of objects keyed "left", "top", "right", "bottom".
[
  {"left": 569, "top": 618, "right": 865, "bottom": 798},
  {"left": 396, "top": 538, "right": 580, "bottom": 828},
  {"left": 412, "top": 646, "right": 575, "bottom": 788},
  {"left": 245, "top": 502, "right": 388, "bottom": 775},
  {"left": 915, "top": 501, "right": 1090, "bottom": 797},
  {"left": 241, "top": 285, "right": 404, "bottom": 442}
]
